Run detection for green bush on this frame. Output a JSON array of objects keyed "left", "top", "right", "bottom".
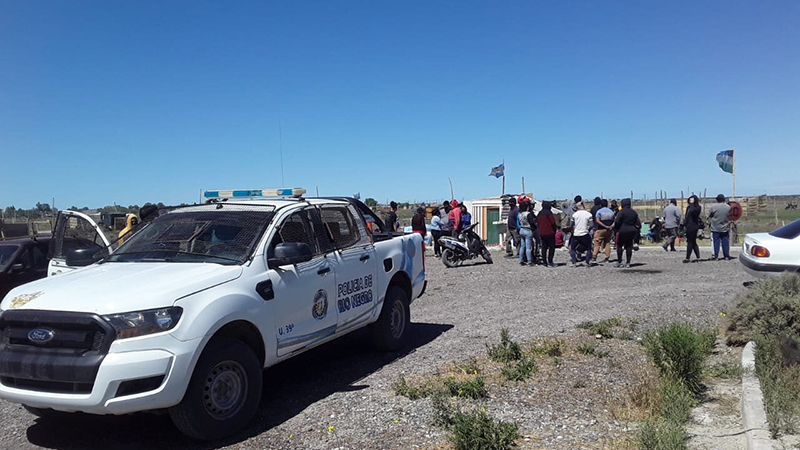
[
  {"left": 500, "top": 358, "right": 536, "bottom": 382},
  {"left": 448, "top": 409, "right": 520, "bottom": 450},
  {"left": 637, "top": 417, "right": 688, "bottom": 450},
  {"left": 445, "top": 376, "right": 489, "bottom": 399},
  {"left": 656, "top": 376, "right": 696, "bottom": 424},
  {"left": 643, "top": 323, "right": 713, "bottom": 395},
  {"left": 704, "top": 362, "right": 744, "bottom": 379},
  {"left": 487, "top": 328, "right": 522, "bottom": 363},
  {"left": 754, "top": 335, "right": 800, "bottom": 437},
  {"left": 726, "top": 273, "right": 800, "bottom": 344}
]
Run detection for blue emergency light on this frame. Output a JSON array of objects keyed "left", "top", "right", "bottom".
[{"left": 204, "top": 188, "right": 307, "bottom": 199}]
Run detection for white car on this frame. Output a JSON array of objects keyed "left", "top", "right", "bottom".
[
  {"left": 739, "top": 218, "right": 800, "bottom": 278},
  {"left": 0, "top": 189, "right": 426, "bottom": 440}
]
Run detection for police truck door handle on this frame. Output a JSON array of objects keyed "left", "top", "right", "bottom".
[
  {"left": 359, "top": 254, "right": 370, "bottom": 262},
  {"left": 317, "top": 267, "right": 331, "bottom": 275}
]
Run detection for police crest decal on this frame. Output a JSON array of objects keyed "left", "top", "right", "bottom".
[{"left": 312, "top": 289, "right": 328, "bottom": 320}]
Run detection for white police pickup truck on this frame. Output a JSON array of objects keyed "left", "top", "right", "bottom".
[{"left": 0, "top": 189, "right": 426, "bottom": 440}]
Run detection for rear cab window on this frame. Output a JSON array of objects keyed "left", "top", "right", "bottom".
[{"left": 770, "top": 219, "right": 800, "bottom": 240}]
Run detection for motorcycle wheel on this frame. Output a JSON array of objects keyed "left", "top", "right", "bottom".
[
  {"left": 481, "top": 248, "right": 493, "bottom": 264},
  {"left": 442, "top": 249, "right": 458, "bottom": 268}
]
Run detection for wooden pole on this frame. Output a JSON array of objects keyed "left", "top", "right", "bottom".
[
  {"left": 448, "top": 177, "right": 454, "bottom": 200},
  {"left": 732, "top": 147, "right": 737, "bottom": 200},
  {"left": 521, "top": 177, "right": 525, "bottom": 195}
]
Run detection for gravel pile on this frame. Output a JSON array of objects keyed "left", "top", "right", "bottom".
[{"left": 0, "top": 247, "right": 749, "bottom": 450}]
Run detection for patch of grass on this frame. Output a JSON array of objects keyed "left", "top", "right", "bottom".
[
  {"left": 487, "top": 328, "right": 522, "bottom": 363},
  {"left": 754, "top": 334, "right": 800, "bottom": 437},
  {"left": 447, "top": 409, "right": 520, "bottom": 450},
  {"left": 551, "top": 356, "right": 562, "bottom": 366},
  {"left": 573, "top": 380, "right": 587, "bottom": 388},
  {"left": 445, "top": 376, "right": 489, "bottom": 399},
  {"left": 726, "top": 273, "right": 800, "bottom": 345},
  {"left": 453, "top": 357, "right": 481, "bottom": 375},
  {"left": 577, "top": 317, "right": 622, "bottom": 339},
  {"left": 636, "top": 417, "right": 688, "bottom": 450},
  {"left": 392, "top": 376, "right": 433, "bottom": 400},
  {"left": 618, "top": 330, "right": 635, "bottom": 341},
  {"left": 529, "top": 338, "right": 564, "bottom": 357},
  {"left": 642, "top": 323, "right": 714, "bottom": 395},
  {"left": 704, "top": 362, "right": 744, "bottom": 379},
  {"left": 500, "top": 357, "right": 536, "bottom": 382},
  {"left": 577, "top": 341, "right": 597, "bottom": 356}
]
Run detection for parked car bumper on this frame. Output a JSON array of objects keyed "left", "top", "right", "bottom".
[{"left": 739, "top": 254, "right": 799, "bottom": 279}]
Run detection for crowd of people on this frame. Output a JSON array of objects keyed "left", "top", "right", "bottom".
[
  {"left": 502, "top": 193, "right": 735, "bottom": 268},
  {"left": 387, "top": 192, "right": 736, "bottom": 267}
]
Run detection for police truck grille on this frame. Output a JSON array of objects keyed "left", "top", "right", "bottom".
[{"left": 0, "top": 310, "right": 116, "bottom": 394}]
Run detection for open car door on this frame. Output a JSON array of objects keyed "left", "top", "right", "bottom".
[{"left": 48, "top": 211, "right": 115, "bottom": 276}]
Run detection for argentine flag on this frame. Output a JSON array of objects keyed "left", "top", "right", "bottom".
[
  {"left": 716, "top": 150, "right": 734, "bottom": 174},
  {"left": 489, "top": 163, "right": 505, "bottom": 178}
]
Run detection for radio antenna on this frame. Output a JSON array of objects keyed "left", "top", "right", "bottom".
[{"left": 278, "top": 105, "right": 285, "bottom": 186}]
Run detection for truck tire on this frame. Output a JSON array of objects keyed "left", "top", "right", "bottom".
[
  {"left": 169, "top": 337, "right": 262, "bottom": 440},
  {"left": 442, "top": 249, "right": 458, "bottom": 268},
  {"left": 371, "top": 286, "right": 411, "bottom": 351}
]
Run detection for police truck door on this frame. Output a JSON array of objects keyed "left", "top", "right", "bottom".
[
  {"left": 266, "top": 208, "right": 338, "bottom": 357},
  {"left": 319, "top": 204, "right": 378, "bottom": 334}
]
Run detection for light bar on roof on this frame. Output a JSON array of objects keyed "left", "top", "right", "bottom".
[{"left": 204, "top": 188, "right": 307, "bottom": 199}]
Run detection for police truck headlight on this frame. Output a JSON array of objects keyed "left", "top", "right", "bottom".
[{"left": 104, "top": 307, "right": 183, "bottom": 339}]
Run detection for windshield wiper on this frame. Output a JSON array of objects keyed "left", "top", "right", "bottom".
[{"left": 105, "top": 250, "right": 240, "bottom": 264}]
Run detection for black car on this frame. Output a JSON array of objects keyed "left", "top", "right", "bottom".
[{"left": 0, "top": 238, "right": 51, "bottom": 300}]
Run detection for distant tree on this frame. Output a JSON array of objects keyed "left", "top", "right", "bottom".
[
  {"left": 35, "top": 202, "right": 52, "bottom": 215},
  {"left": 68, "top": 206, "right": 79, "bottom": 211},
  {"left": 365, "top": 198, "right": 378, "bottom": 207},
  {"left": 3, "top": 206, "right": 16, "bottom": 217}
]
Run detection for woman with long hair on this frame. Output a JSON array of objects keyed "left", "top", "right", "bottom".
[{"left": 684, "top": 195, "right": 703, "bottom": 263}]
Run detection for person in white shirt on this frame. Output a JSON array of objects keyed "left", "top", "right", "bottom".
[{"left": 570, "top": 203, "right": 594, "bottom": 267}]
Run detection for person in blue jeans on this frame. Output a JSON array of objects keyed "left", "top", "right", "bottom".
[
  {"left": 517, "top": 201, "right": 536, "bottom": 266},
  {"left": 708, "top": 194, "right": 732, "bottom": 260}
]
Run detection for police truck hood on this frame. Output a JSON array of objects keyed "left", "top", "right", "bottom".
[{"left": 0, "top": 263, "right": 243, "bottom": 315}]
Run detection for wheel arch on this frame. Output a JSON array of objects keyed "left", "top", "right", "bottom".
[
  {"left": 209, "top": 320, "right": 266, "bottom": 367},
  {"left": 387, "top": 270, "right": 412, "bottom": 302}
]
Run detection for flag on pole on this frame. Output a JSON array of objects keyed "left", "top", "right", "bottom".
[
  {"left": 489, "top": 163, "right": 505, "bottom": 178},
  {"left": 716, "top": 150, "right": 734, "bottom": 174}
]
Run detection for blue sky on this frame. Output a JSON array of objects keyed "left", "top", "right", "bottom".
[{"left": 1, "top": 1, "right": 798, "bottom": 209}]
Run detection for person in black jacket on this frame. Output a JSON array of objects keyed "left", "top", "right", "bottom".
[
  {"left": 613, "top": 198, "right": 641, "bottom": 268},
  {"left": 683, "top": 195, "right": 703, "bottom": 263}
]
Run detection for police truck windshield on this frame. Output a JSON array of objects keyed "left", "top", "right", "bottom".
[{"left": 105, "top": 204, "right": 276, "bottom": 265}]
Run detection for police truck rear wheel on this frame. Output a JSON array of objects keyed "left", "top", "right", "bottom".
[
  {"left": 169, "top": 337, "right": 262, "bottom": 440},
  {"left": 371, "top": 286, "right": 410, "bottom": 351},
  {"left": 442, "top": 249, "right": 458, "bottom": 268}
]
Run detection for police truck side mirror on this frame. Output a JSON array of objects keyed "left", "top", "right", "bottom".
[
  {"left": 268, "top": 242, "right": 313, "bottom": 269},
  {"left": 64, "top": 247, "right": 101, "bottom": 267},
  {"left": 9, "top": 263, "right": 25, "bottom": 274}
]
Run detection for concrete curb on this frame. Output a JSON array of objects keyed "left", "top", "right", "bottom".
[{"left": 741, "top": 341, "right": 779, "bottom": 450}]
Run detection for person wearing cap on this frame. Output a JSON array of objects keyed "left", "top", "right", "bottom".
[{"left": 708, "top": 194, "right": 732, "bottom": 260}]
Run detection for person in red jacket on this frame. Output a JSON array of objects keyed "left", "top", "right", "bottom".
[
  {"left": 537, "top": 201, "right": 558, "bottom": 267},
  {"left": 448, "top": 199, "right": 461, "bottom": 237}
]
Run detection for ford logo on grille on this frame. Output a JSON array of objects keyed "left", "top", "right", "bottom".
[{"left": 28, "top": 329, "right": 55, "bottom": 344}]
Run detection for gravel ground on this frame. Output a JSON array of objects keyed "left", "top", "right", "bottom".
[{"left": 0, "top": 246, "right": 751, "bottom": 450}]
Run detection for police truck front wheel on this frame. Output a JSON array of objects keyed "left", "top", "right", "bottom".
[
  {"left": 442, "top": 249, "right": 458, "bottom": 268},
  {"left": 169, "top": 337, "right": 262, "bottom": 440},
  {"left": 371, "top": 286, "right": 410, "bottom": 351}
]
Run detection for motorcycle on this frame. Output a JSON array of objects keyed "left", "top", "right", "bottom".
[{"left": 438, "top": 222, "right": 493, "bottom": 267}]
